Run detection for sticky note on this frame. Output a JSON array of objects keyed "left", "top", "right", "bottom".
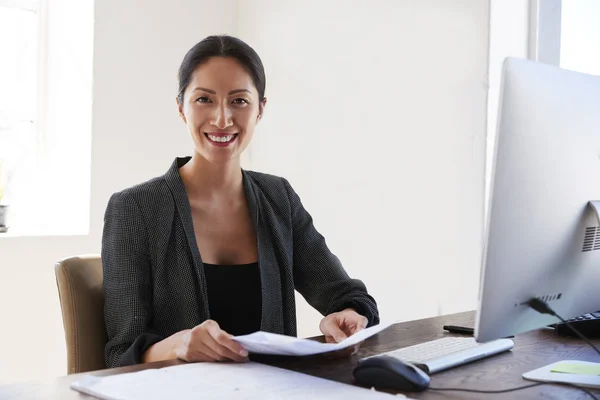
[{"left": 551, "top": 362, "right": 600, "bottom": 376}]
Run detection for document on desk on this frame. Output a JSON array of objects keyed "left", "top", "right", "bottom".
[
  {"left": 71, "top": 361, "right": 415, "bottom": 399},
  {"left": 233, "top": 321, "right": 394, "bottom": 356}
]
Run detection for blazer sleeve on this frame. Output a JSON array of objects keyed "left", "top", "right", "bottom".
[
  {"left": 282, "top": 178, "right": 380, "bottom": 326},
  {"left": 102, "top": 191, "right": 164, "bottom": 368}
]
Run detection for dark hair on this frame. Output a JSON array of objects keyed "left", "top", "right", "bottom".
[{"left": 177, "top": 35, "right": 266, "bottom": 104}]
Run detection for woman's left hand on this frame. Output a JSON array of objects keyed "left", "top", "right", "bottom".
[{"left": 319, "top": 308, "right": 368, "bottom": 344}]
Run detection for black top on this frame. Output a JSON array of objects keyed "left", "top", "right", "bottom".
[{"left": 203, "top": 262, "right": 262, "bottom": 336}]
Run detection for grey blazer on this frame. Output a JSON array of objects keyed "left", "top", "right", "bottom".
[{"left": 102, "top": 157, "right": 379, "bottom": 368}]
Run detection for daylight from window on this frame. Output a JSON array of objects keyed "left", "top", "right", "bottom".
[{"left": 561, "top": 0, "right": 600, "bottom": 75}]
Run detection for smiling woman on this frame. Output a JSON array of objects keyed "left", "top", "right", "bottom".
[
  {"left": 101, "top": 35, "right": 380, "bottom": 369},
  {"left": 176, "top": 54, "right": 264, "bottom": 164}
]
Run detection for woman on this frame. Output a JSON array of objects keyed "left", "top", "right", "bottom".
[{"left": 102, "top": 35, "right": 379, "bottom": 368}]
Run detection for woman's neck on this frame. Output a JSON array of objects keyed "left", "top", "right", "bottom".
[{"left": 180, "top": 154, "right": 244, "bottom": 201}]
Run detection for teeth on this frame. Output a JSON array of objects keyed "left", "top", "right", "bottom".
[{"left": 208, "top": 134, "right": 234, "bottom": 143}]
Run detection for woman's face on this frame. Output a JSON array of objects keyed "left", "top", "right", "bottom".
[{"left": 178, "top": 56, "right": 265, "bottom": 164}]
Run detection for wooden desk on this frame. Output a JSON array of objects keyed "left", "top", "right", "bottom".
[{"left": 2, "top": 311, "right": 599, "bottom": 399}]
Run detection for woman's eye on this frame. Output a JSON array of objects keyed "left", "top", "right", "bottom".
[
  {"left": 232, "top": 98, "right": 249, "bottom": 105},
  {"left": 196, "top": 97, "right": 211, "bottom": 103}
]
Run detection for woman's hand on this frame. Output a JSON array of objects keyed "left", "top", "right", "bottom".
[
  {"left": 319, "top": 309, "right": 368, "bottom": 358},
  {"left": 175, "top": 320, "right": 249, "bottom": 362},
  {"left": 318, "top": 308, "right": 366, "bottom": 357},
  {"left": 320, "top": 308, "right": 368, "bottom": 342}
]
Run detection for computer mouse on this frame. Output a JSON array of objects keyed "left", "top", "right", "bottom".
[{"left": 353, "top": 355, "right": 431, "bottom": 392}]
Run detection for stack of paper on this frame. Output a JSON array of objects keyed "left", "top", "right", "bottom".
[{"left": 72, "top": 362, "right": 414, "bottom": 399}]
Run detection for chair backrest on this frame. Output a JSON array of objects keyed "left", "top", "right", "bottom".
[{"left": 54, "top": 255, "right": 107, "bottom": 374}]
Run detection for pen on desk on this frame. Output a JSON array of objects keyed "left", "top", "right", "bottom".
[{"left": 442, "top": 325, "right": 474, "bottom": 335}]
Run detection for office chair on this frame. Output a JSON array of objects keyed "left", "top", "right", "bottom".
[{"left": 54, "top": 255, "right": 107, "bottom": 374}]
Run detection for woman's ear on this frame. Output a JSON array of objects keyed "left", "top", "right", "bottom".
[
  {"left": 176, "top": 97, "right": 187, "bottom": 124},
  {"left": 257, "top": 97, "right": 267, "bottom": 122}
]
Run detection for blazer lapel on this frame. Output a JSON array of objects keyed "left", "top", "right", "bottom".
[
  {"left": 243, "top": 171, "right": 285, "bottom": 334},
  {"left": 164, "top": 157, "right": 210, "bottom": 320},
  {"left": 163, "top": 158, "right": 285, "bottom": 334}
]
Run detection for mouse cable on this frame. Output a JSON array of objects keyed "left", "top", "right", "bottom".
[
  {"left": 428, "top": 298, "right": 600, "bottom": 399},
  {"left": 429, "top": 382, "right": 598, "bottom": 399},
  {"left": 527, "top": 297, "right": 600, "bottom": 357}
]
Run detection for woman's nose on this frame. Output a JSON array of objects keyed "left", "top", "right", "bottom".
[{"left": 211, "top": 104, "right": 233, "bottom": 130}]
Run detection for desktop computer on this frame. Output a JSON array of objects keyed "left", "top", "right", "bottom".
[
  {"left": 360, "top": 58, "right": 600, "bottom": 389},
  {"left": 475, "top": 57, "right": 600, "bottom": 387},
  {"left": 476, "top": 56, "right": 600, "bottom": 342}
]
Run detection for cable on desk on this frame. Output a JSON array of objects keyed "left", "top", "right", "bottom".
[
  {"left": 428, "top": 298, "right": 600, "bottom": 399},
  {"left": 429, "top": 382, "right": 599, "bottom": 399},
  {"left": 429, "top": 382, "right": 543, "bottom": 394},
  {"left": 527, "top": 297, "right": 600, "bottom": 357},
  {"left": 559, "top": 383, "right": 600, "bottom": 400}
]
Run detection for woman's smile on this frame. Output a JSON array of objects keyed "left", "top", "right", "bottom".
[{"left": 204, "top": 132, "right": 239, "bottom": 146}]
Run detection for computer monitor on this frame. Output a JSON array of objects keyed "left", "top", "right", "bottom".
[{"left": 475, "top": 57, "right": 600, "bottom": 344}]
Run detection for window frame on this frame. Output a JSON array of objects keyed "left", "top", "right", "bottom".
[
  {"left": 0, "top": 0, "right": 52, "bottom": 235},
  {"left": 529, "top": 0, "right": 562, "bottom": 66}
]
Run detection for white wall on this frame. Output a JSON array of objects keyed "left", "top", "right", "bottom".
[
  {"left": 238, "top": 0, "right": 490, "bottom": 338},
  {"left": 0, "top": 0, "right": 535, "bottom": 385},
  {"left": 486, "top": 0, "right": 530, "bottom": 216},
  {"left": 0, "top": 0, "right": 236, "bottom": 384}
]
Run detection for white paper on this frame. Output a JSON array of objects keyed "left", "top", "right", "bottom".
[
  {"left": 232, "top": 321, "right": 394, "bottom": 356},
  {"left": 71, "top": 361, "right": 414, "bottom": 400},
  {"left": 522, "top": 360, "right": 600, "bottom": 389}
]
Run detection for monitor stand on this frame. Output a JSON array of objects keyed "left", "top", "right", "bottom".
[{"left": 523, "top": 360, "right": 600, "bottom": 388}]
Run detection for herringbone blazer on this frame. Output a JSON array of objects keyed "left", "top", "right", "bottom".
[{"left": 102, "top": 157, "right": 379, "bottom": 368}]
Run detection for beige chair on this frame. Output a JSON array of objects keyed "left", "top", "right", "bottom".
[{"left": 54, "top": 255, "right": 107, "bottom": 374}]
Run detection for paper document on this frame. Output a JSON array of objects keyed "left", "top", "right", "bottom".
[
  {"left": 71, "top": 361, "right": 414, "bottom": 400},
  {"left": 233, "top": 321, "right": 394, "bottom": 356},
  {"left": 523, "top": 360, "right": 600, "bottom": 389}
]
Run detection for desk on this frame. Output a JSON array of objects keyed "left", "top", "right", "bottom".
[{"left": 1, "top": 311, "right": 599, "bottom": 399}]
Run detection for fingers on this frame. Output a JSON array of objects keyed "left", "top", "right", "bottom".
[
  {"left": 203, "top": 320, "right": 249, "bottom": 362},
  {"left": 347, "top": 315, "right": 368, "bottom": 335},
  {"left": 190, "top": 340, "right": 223, "bottom": 362},
  {"left": 335, "top": 309, "right": 368, "bottom": 335},
  {"left": 204, "top": 332, "right": 248, "bottom": 362},
  {"left": 177, "top": 329, "right": 221, "bottom": 362},
  {"left": 321, "top": 317, "right": 348, "bottom": 343},
  {"left": 324, "top": 335, "right": 337, "bottom": 344},
  {"left": 359, "top": 316, "right": 368, "bottom": 329},
  {"left": 184, "top": 320, "right": 249, "bottom": 362},
  {"left": 358, "top": 315, "right": 368, "bottom": 329}
]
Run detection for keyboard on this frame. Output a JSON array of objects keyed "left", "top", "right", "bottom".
[
  {"left": 550, "top": 311, "right": 600, "bottom": 338},
  {"left": 362, "top": 336, "right": 514, "bottom": 374}
]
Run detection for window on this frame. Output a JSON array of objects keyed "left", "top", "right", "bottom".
[
  {"left": 0, "top": 0, "right": 40, "bottom": 232},
  {"left": 560, "top": 0, "right": 600, "bottom": 75},
  {"left": 486, "top": 0, "right": 600, "bottom": 220},
  {"left": 529, "top": 0, "right": 600, "bottom": 73},
  {"left": 0, "top": 0, "right": 93, "bottom": 236}
]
